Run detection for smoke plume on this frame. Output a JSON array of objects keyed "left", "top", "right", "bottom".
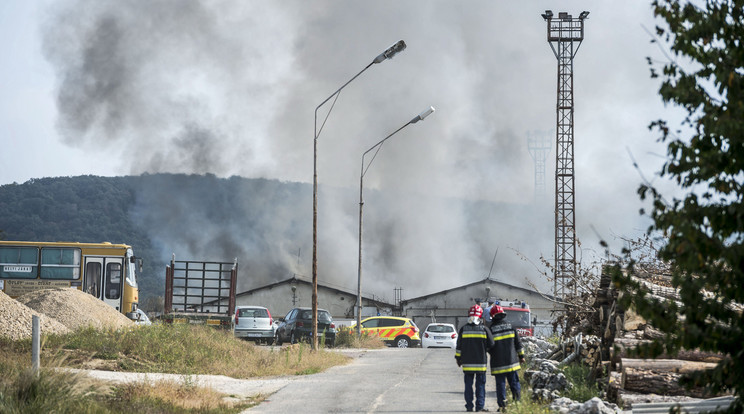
[{"left": 41, "top": 1, "right": 664, "bottom": 300}]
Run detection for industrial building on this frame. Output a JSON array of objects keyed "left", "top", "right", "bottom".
[
  {"left": 399, "top": 277, "right": 556, "bottom": 332},
  {"left": 233, "top": 275, "right": 395, "bottom": 323}
]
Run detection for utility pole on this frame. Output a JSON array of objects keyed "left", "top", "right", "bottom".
[
  {"left": 394, "top": 287, "right": 403, "bottom": 316},
  {"left": 542, "top": 10, "right": 589, "bottom": 303}
]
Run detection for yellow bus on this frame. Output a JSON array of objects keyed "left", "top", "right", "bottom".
[{"left": 0, "top": 241, "right": 141, "bottom": 320}]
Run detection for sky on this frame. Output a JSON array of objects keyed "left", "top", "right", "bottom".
[{"left": 0, "top": 1, "right": 686, "bottom": 300}]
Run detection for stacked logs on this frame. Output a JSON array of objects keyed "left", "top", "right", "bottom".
[
  {"left": 619, "top": 359, "right": 718, "bottom": 398},
  {"left": 595, "top": 267, "right": 727, "bottom": 406},
  {"left": 561, "top": 334, "right": 601, "bottom": 367}
]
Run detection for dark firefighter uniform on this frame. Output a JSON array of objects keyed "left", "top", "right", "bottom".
[
  {"left": 456, "top": 305, "right": 494, "bottom": 412},
  {"left": 488, "top": 306, "right": 525, "bottom": 410},
  {"left": 488, "top": 320, "right": 524, "bottom": 374},
  {"left": 456, "top": 322, "right": 494, "bottom": 372}
]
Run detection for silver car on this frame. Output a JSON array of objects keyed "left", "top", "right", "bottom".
[{"left": 232, "top": 306, "right": 274, "bottom": 344}]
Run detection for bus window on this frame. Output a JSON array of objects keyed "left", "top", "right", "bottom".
[
  {"left": 40, "top": 248, "right": 81, "bottom": 280},
  {"left": 85, "top": 262, "right": 102, "bottom": 298},
  {"left": 106, "top": 262, "right": 121, "bottom": 299},
  {"left": 0, "top": 246, "right": 38, "bottom": 279}
]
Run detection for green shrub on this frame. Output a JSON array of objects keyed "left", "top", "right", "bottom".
[{"left": 561, "top": 363, "right": 601, "bottom": 402}]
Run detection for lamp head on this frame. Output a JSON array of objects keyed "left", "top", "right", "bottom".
[
  {"left": 373, "top": 40, "right": 406, "bottom": 64},
  {"left": 410, "top": 106, "right": 435, "bottom": 123},
  {"left": 541, "top": 10, "right": 553, "bottom": 20},
  {"left": 579, "top": 11, "right": 590, "bottom": 20}
]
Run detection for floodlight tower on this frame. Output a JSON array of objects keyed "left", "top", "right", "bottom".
[
  {"left": 527, "top": 130, "right": 552, "bottom": 204},
  {"left": 542, "top": 10, "right": 589, "bottom": 303}
]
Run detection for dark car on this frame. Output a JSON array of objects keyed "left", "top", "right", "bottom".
[{"left": 275, "top": 307, "right": 336, "bottom": 346}]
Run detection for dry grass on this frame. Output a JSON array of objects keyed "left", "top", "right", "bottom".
[
  {"left": 112, "top": 379, "right": 263, "bottom": 411},
  {"left": 0, "top": 325, "right": 347, "bottom": 413},
  {"left": 41, "top": 324, "right": 350, "bottom": 377},
  {"left": 334, "top": 328, "right": 386, "bottom": 349}
]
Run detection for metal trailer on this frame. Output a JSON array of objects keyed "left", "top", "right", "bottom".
[{"left": 161, "top": 256, "right": 237, "bottom": 328}]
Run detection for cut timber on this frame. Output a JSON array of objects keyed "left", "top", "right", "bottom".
[
  {"left": 616, "top": 390, "right": 701, "bottom": 409},
  {"left": 607, "top": 371, "right": 622, "bottom": 403},
  {"left": 619, "top": 358, "right": 718, "bottom": 374},
  {"left": 613, "top": 344, "right": 724, "bottom": 363},
  {"left": 621, "top": 367, "right": 711, "bottom": 398}
]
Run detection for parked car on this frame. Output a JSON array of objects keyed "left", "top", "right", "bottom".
[
  {"left": 232, "top": 306, "right": 275, "bottom": 344},
  {"left": 421, "top": 323, "right": 458, "bottom": 349},
  {"left": 133, "top": 309, "right": 152, "bottom": 326},
  {"left": 358, "top": 316, "right": 421, "bottom": 348},
  {"left": 275, "top": 307, "right": 336, "bottom": 346}
]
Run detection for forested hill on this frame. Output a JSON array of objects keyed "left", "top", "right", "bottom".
[
  {"left": 0, "top": 174, "right": 313, "bottom": 305},
  {"left": 0, "top": 174, "right": 547, "bottom": 307}
]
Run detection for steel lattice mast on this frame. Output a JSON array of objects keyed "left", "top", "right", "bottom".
[
  {"left": 542, "top": 10, "right": 589, "bottom": 303},
  {"left": 527, "top": 130, "right": 552, "bottom": 204}
]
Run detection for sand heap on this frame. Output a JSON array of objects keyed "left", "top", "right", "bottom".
[
  {"left": 0, "top": 290, "right": 71, "bottom": 340},
  {"left": 17, "top": 288, "right": 134, "bottom": 331}
]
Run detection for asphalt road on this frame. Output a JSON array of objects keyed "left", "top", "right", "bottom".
[
  {"left": 247, "top": 347, "right": 484, "bottom": 414},
  {"left": 76, "top": 347, "right": 499, "bottom": 413}
]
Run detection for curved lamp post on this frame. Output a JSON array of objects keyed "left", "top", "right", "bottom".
[
  {"left": 312, "top": 40, "right": 406, "bottom": 350},
  {"left": 356, "top": 106, "right": 435, "bottom": 337}
]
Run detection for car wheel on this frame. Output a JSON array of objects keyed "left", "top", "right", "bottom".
[
  {"left": 394, "top": 336, "right": 410, "bottom": 348},
  {"left": 290, "top": 331, "right": 297, "bottom": 344},
  {"left": 276, "top": 333, "right": 283, "bottom": 345}
]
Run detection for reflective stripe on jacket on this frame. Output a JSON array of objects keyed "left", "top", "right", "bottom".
[
  {"left": 488, "top": 320, "right": 524, "bottom": 375},
  {"left": 455, "top": 323, "right": 494, "bottom": 373}
]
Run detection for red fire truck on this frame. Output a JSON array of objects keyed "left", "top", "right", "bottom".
[{"left": 488, "top": 299, "right": 533, "bottom": 337}]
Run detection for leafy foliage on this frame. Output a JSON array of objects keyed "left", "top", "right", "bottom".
[{"left": 614, "top": 0, "right": 744, "bottom": 409}]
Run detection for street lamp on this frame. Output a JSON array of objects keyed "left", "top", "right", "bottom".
[
  {"left": 313, "top": 40, "right": 406, "bottom": 350},
  {"left": 356, "top": 106, "right": 435, "bottom": 337}
]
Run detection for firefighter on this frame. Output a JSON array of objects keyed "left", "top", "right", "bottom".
[
  {"left": 455, "top": 304, "right": 494, "bottom": 412},
  {"left": 487, "top": 305, "right": 525, "bottom": 411}
]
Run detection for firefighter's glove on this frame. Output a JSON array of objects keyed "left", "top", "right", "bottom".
[
  {"left": 519, "top": 356, "right": 525, "bottom": 364},
  {"left": 456, "top": 358, "right": 462, "bottom": 367}
]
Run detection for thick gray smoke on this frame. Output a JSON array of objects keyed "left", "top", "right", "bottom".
[{"left": 40, "top": 1, "right": 665, "bottom": 300}]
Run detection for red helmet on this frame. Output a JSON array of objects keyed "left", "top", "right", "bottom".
[
  {"left": 490, "top": 305, "right": 505, "bottom": 318},
  {"left": 468, "top": 305, "right": 483, "bottom": 318}
]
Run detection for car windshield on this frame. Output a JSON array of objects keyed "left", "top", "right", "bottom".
[
  {"left": 298, "top": 310, "right": 332, "bottom": 323},
  {"left": 238, "top": 308, "right": 268, "bottom": 318},
  {"left": 427, "top": 325, "right": 454, "bottom": 333},
  {"left": 318, "top": 311, "right": 332, "bottom": 323}
]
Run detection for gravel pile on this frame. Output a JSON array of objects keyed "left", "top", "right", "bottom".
[
  {"left": 16, "top": 288, "right": 134, "bottom": 331},
  {"left": 0, "top": 290, "right": 71, "bottom": 340}
]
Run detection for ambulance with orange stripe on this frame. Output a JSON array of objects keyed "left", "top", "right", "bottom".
[{"left": 358, "top": 316, "right": 421, "bottom": 348}]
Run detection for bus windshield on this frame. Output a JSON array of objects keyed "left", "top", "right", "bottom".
[{"left": 125, "top": 249, "right": 138, "bottom": 287}]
